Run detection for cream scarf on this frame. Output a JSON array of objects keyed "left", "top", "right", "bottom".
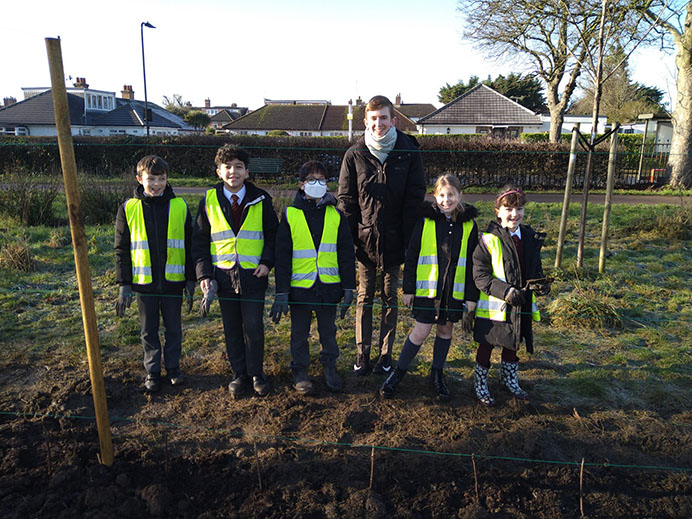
[{"left": 365, "top": 125, "right": 397, "bottom": 164}]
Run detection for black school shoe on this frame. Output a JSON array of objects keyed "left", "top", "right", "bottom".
[
  {"left": 353, "top": 353, "right": 371, "bottom": 376},
  {"left": 228, "top": 374, "right": 250, "bottom": 399},
  {"left": 253, "top": 375, "right": 271, "bottom": 397},
  {"left": 167, "top": 368, "right": 185, "bottom": 386},
  {"left": 372, "top": 354, "right": 392, "bottom": 375},
  {"left": 144, "top": 372, "right": 160, "bottom": 393}
]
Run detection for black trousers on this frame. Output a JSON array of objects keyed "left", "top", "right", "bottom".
[
  {"left": 218, "top": 289, "right": 265, "bottom": 377},
  {"left": 289, "top": 303, "right": 339, "bottom": 371},
  {"left": 136, "top": 293, "right": 183, "bottom": 375}
]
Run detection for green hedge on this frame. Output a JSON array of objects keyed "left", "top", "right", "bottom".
[{"left": 0, "top": 133, "right": 664, "bottom": 188}]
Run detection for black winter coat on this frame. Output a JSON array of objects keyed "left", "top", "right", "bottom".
[
  {"left": 402, "top": 201, "right": 480, "bottom": 313},
  {"left": 114, "top": 183, "right": 194, "bottom": 294},
  {"left": 337, "top": 130, "right": 426, "bottom": 268},
  {"left": 472, "top": 220, "right": 546, "bottom": 352},
  {"left": 275, "top": 191, "right": 356, "bottom": 304},
  {"left": 191, "top": 181, "right": 279, "bottom": 295}
]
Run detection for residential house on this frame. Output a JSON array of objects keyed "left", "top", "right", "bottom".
[
  {"left": 417, "top": 84, "right": 543, "bottom": 137},
  {"left": 222, "top": 99, "right": 418, "bottom": 136},
  {"left": 538, "top": 114, "right": 608, "bottom": 136},
  {"left": 393, "top": 93, "right": 435, "bottom": 123},
  {"left": 197, "top": 98, "right": 248, "bottom": 129},
  {"left": 0, "top": 78, "right": 192, "bottom": 136}
]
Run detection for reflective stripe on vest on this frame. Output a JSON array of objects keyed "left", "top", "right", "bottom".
[
  {"left": 286, "top": 205, "right": 341, "bottom": 288},
  {"left": 205, "top": 189, "right": 264, "bottom": 270},
  {"left": 125, "top": 197, "right": 187, "bottom": 285},
  {"left": 415, "top": 218, "right": 475, "bottom": 300},
  {"left": 476, "top": 232, "right": 540, "bottom": 322}
]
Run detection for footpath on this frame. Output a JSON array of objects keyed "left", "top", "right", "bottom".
[{"left": 174, "top": 187, "right": 691, "bottom": 206}]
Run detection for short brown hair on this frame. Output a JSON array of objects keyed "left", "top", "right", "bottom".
[
  {"left": 214, "top": 144, "right": 250, "bottom": 168},
  {"left": 495, "top": 185, "right": 527, "bottom": 210},
  {"left": 136, "top": 155, "right": 169, "bottom": 177},
  {"left": 365, "top": 95, "right": 395, "bottom": 117}
]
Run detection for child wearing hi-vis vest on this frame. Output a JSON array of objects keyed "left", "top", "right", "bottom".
[
  {"left": 271, "top": 160, "right": 356, "bottom": 395},
  {"left": 192, "top": 145, "right": 279, "bottom": 399},
  {"left": 380, "top": 174, "right": 479, "bottom": 401},
  {"left": 114, "top": 155, "right": 195, "bottom": 393},
  {"left": 472, "top": 185, "right": 550, "bottom": 406}
]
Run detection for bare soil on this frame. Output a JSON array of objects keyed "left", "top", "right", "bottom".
[{"left": 2, "top": 352, "right": 692, "bottom": 518}]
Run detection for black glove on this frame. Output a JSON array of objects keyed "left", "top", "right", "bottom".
[
  {"left": 270, "top": 293, "right": 289, "bottom": 323},
  {"left": 525, "top": 277, "right": 552, "bottom": 296},
  {"left": 115, "top": 285, "right": 133, "bottom": 317},
  {"left": 339, "top": 289, "right": 354, "bottom": 319},
  {"left": 462, "top": 301, "right": 476, "bottom": 333},
  {"left": 185, "top": 280, "right": 196, "bottom": 313},
  {"left": 200, "top": 279, "right": 218, "bottom": 317},
  {"left": 504, "top": 287, "right": 526, "bottom": 306}
]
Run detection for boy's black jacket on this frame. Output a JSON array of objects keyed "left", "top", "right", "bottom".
[
  {"left": 402, "top": 201, "right": 480, "bottom": 306},
  {"left": 114, "top": 183, "right": 194, "bottom": 294},
  {"left": 191, "top": 181, "right": 278, "bottom": 295},
  {"left": 275, "top": 190, "right": 356, "bottom": 304}
]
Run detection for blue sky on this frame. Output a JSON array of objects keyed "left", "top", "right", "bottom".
[{"left": 2, "top": 0, "right": 677, "bottom": 111}]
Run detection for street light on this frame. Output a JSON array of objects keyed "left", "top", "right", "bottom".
[{"left": 140, "top": 21, "right": 155, "bottom": 137}]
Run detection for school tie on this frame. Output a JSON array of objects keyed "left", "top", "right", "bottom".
[{"left": 231, "top": 194, "right": 241, "bottom": 230}]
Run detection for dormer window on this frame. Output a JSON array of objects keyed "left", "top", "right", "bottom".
[{"left": 86, "top": 92, "right": 114, "bottom": 111}]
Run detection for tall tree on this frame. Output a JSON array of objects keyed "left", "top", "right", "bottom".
[
  {"left": 162, "top": 94, "right": 191, "bottom": 117},
  {"left": 570, "top": 45, "right": 667, "bottom": 123},
  {"left": 184, "top": 110, "right": 211, "bottom": 131},
  {"left": 640, "top": 1, "right": 692, "bottom": 188},
  {"left": 439, "top": 73, "right": 548, "bottom": 112},
  {"left": 457, "top": 0, "right": 654, "bottom": 142}
]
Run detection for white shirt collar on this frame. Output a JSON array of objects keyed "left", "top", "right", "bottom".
[
  {"left": 510, "top": 227, "right": 522, "bottom": 239},
  {"left": 223, "top": 184, "right": 246, "bottom": 204}
]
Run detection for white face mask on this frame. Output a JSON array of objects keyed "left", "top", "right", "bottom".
[{"left": 303, "top": 179, "right": 328, "bottom": 199}]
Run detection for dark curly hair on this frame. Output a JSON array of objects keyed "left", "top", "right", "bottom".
[{"left": 214, "top": 145, "right": 250, "bottom": 169}]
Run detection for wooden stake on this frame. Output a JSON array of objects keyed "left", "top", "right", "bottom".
[
  {"left": 369, "top": 446, "right": 375, "bottom": 490},
  {"left": 599, "top": 125, "right": 620, "bottom": 273},
  {"left": 254, "top": 441, "right": 263, "bottom": 491},
  {"left": 472, "top": 453, "right": 479, "bottom": 504},
  {"left": 580, "top": 457, "right": 585, "bottom": 517},
  {"left": 45, "top": 37, "right": 113, "bottom": 466},
  {"left": 555, "top": 124, "right": 580, "bottom": 269}
]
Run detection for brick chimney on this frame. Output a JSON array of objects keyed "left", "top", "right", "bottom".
[
  {"left": 356, "top": 96, "right": 363, "bottom": 106},
  {"left": 395, "top": 93, "right": 401, "bottom": 106},
  {"left": 73, "top": 77, "right": 89, "bottom": 89},
  {"left": 121, "top": 85, "right": 135, "bottom": 100},
  {"left": 3, "top": 97, "right": 17, "bottom": 107},
  {"left": 205, "top": 98, "right": 211, "bottom": 108}
]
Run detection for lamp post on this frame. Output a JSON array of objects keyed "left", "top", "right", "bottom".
[{"left": 140, "top": 21, "right": 155, "bottom": 137}]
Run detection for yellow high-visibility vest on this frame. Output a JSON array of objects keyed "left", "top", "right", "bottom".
[
  {"left": 476, "top": 233, "right": 540, "bottom": 322},
  {"left": 285, "top": 205, "right": 341, "bottom": 288},
  {"left": 125, "top": 197, "right": 187, "bottom": 284},
  {"left": 205, "top": 189, "right": 264, "bottom": 270},
  {"left": 415, "top": 218, "right": 474, "bottom": 300}
]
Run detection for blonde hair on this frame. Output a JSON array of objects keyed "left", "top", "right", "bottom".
[{"left": 433, "top": 174, "right": 463, "bottom": 217}]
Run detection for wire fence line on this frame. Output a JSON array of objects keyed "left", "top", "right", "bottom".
[
  {"left": 1, "top": 410, "right": 690, "bottom": 474},
  {"left": 1, "top": 286, "right": 689, "bottom": 324}
]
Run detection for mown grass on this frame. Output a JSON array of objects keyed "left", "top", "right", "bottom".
[{"left": 0, "top": 188, "right": 690, "bottom": 414}]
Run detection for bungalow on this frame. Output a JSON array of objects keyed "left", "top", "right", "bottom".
[
  {"left": 0, "top": 78, "right": 192, "bottom": 137},
  {"left": 417, "top": 84, "right": 543, "bottom": 137},
  {"left": 222, "top": 100, "right": 418, "bottom": 137}
]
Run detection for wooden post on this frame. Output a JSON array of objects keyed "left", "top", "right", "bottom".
[
  {"left": 45, "top": 37, "right": 113, "bottom": 466},
  {"left": 636, "top": 119, "right": 650, "bottom": 183},
  {"left": 555, "top": 124, "right": 580, "bottom": 269},
  {"left": 599, "top": 124, "right": 619, "bottom": 273}
]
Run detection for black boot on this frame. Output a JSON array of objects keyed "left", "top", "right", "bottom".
[
  {"left": 430, "top": 368, "right": 450, "bottom": 401},
  {"left": 380, "top": 367, "right": 406, "bottom": 398},
  {"left": 324, "top": 364, "right": 343, "bottom": 392}
]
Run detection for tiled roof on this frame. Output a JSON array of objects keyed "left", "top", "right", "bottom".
[
  {"left": 417, "top": 85, "right": 542, "bottom": 126},
  {"left": 224, "top": 104, "right": 417, "bottom": 132},
  {"left": 395, "top": 103, "right": 436, "bottom": 119},
  {"left": 0, "top": 89, "right": 188, "bottom": 129}
]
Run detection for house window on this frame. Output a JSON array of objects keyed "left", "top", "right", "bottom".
[
  {"left": 299, "top": 131, "right": 313, "bottom": 137},
  {"left": 476, "top": 126, "right": 491, "bottom": 135}
]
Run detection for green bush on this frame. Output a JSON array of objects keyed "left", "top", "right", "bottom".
[
  {"left": 0, "top": 171, "right": 59, "bottom": 226},
  {"left": 79, "top": 177, "right": 136, "bottom": 225}
]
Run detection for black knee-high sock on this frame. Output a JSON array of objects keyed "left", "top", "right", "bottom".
[
  {"left": 432, "top": 336, "right": 451, "bottom": 369},
  {"left": 396, "top": 336, "right": 421, "bottom": 371}
]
